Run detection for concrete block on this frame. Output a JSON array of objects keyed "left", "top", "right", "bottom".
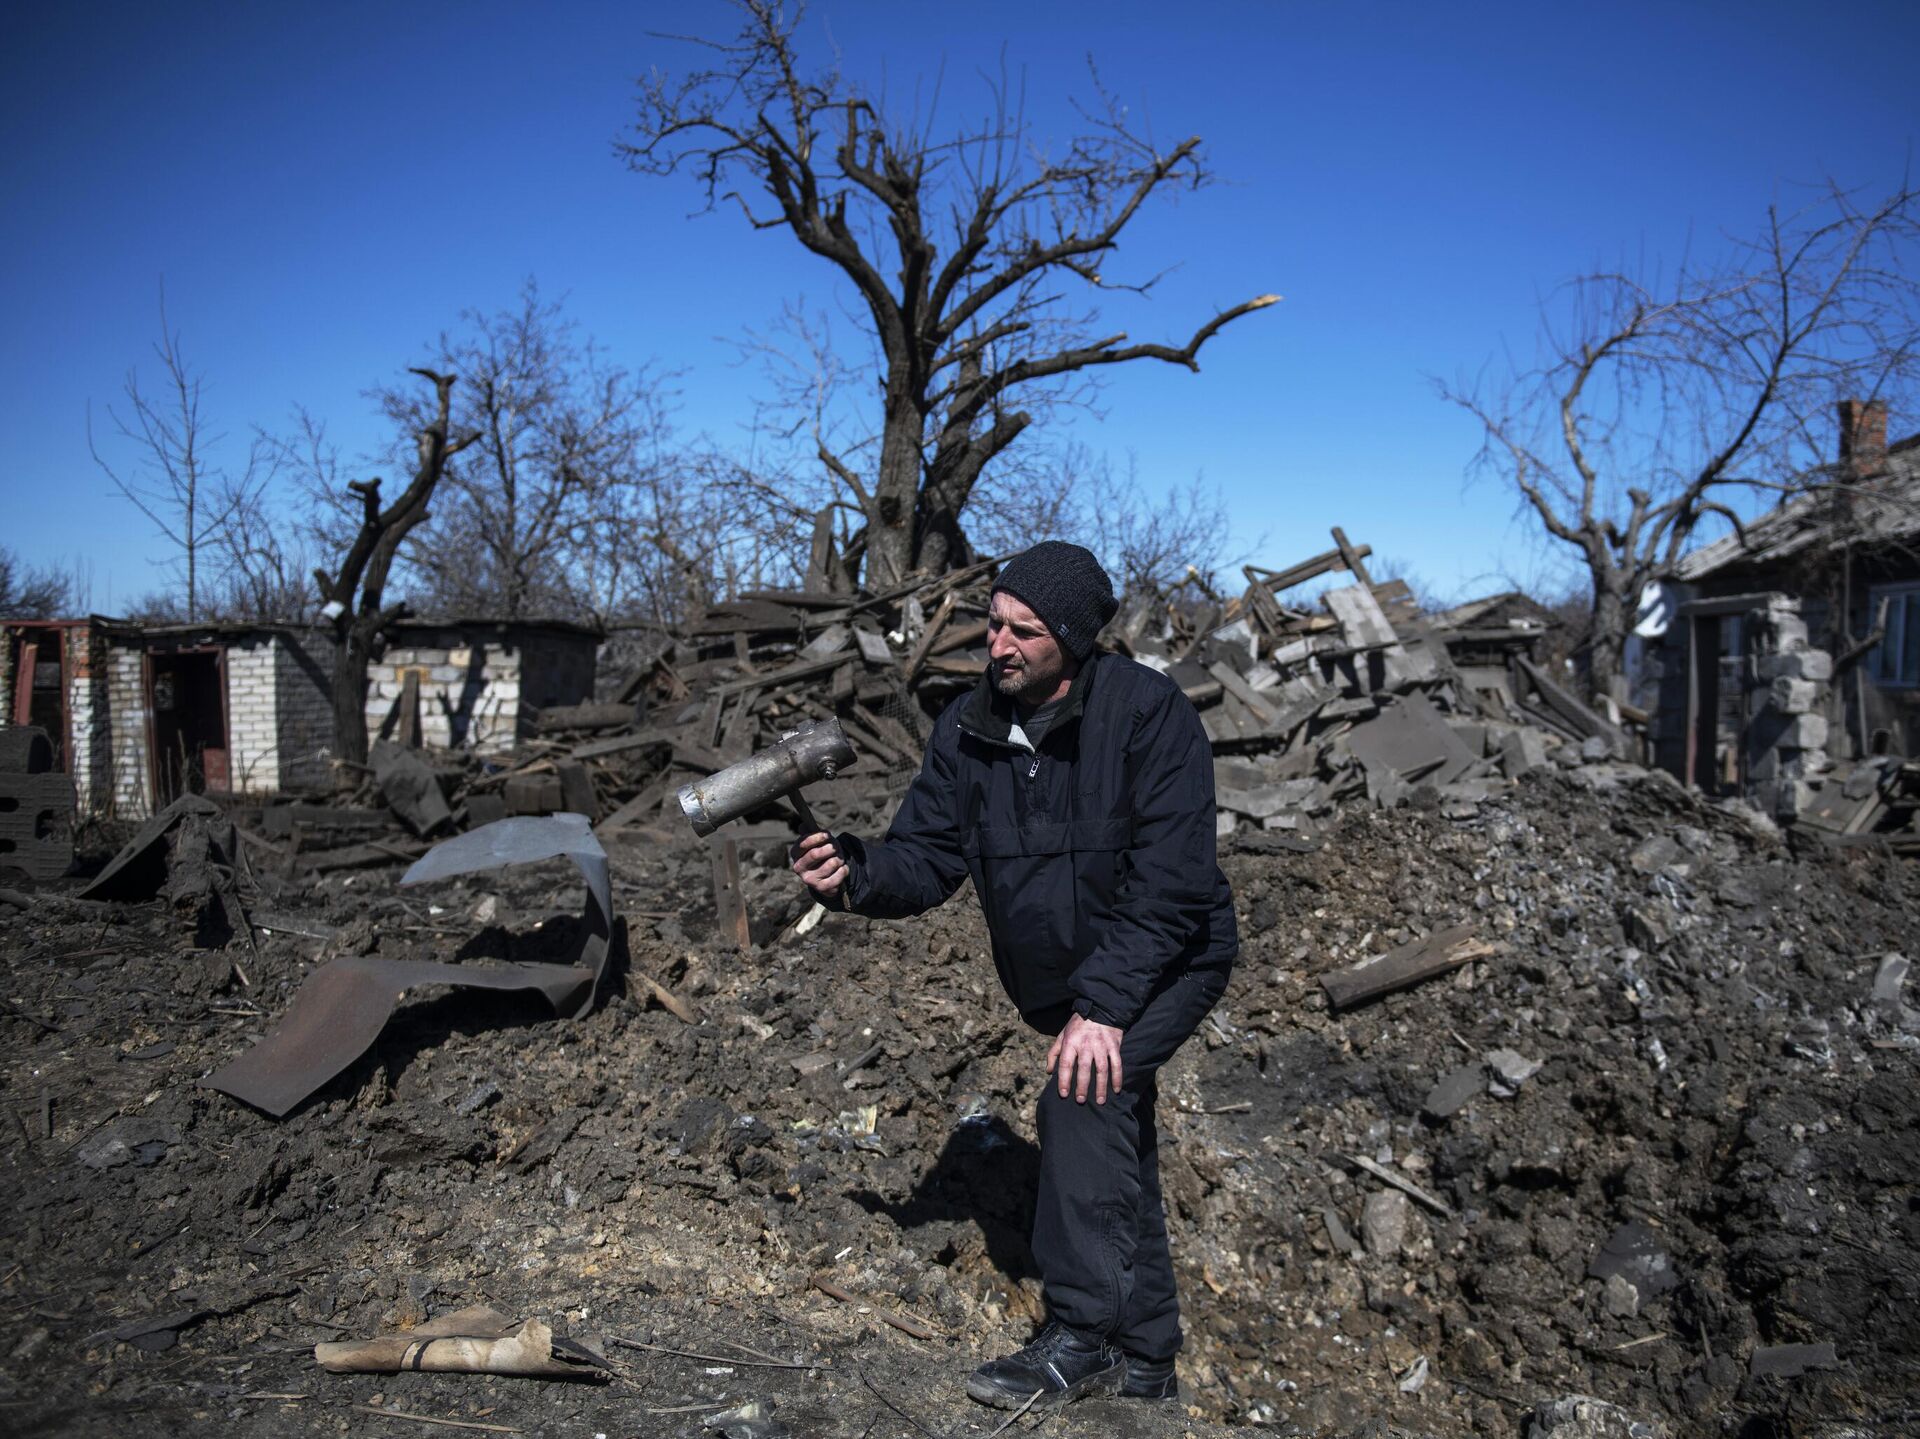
[
  {"left": 1448, "top": 721, "right": 1488, "bottom": 757},
  {"left": 1769, "top": 614, "right": 1810, "bottom": 650},
  {"left": 448, "top": 647, "right": 472, "bottom": 668},
  {"left": 1501, "top": 727, "right": 1550, "bottom": 778},
  {"left": 429, "top": 665, "right": 462, "bottom": 683},
  {"left": 1760, "top": 649, "right": 1833, "bottom": 683},
  {"left": 1780, "top": 713, "right": 1828, "bottom": 751},
  {"left": 1768, "top": 676, "right": 1819, "bottom": 714}
]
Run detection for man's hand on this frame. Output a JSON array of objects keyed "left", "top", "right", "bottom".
[
  {"left": 790, "top": 831, "right": 848, "bottom": 903},
  {"left": 1047, "top": 1013, "right": 1125, "bottom": 1105}
]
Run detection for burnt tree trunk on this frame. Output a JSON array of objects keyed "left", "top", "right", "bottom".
[{"left": 314, "top": 369, "right": 475, "bottom": 770}]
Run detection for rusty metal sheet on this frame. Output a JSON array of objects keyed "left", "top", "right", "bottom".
[
  {"left": 202, "top": 815, "right": 621, "bottom": 1117},
  {"left": 202, "top": 955, "right": 594, "bottom": 1117}
]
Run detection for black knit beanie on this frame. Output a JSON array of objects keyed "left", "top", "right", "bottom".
[{"left": 991, "top": 541, "right": 1118, "bottom": 661}]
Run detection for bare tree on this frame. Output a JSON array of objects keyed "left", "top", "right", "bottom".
[
  {"left": 312, "top": 369, "right": 477, "bottom": 768},
  {"left": 379, "top": 282, "right": 680, "bottom": 622},
  {"left": 623, "top": 0, "right": 1275, "bottom": 588},
  {"left": 1445, "top": 179, "right": 1920, "bottom": 698},
  {"left": 0, "top": 550, "right": 72, "bottom": 619},
  {"left": 1064, "top": 450, "right": 1241, "bottom": 599},
  {"left": 88, "top": 291, "right": 275, "bottom": 620}
]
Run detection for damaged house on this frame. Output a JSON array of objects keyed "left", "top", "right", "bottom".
[
  {"left": 1649, "top": 399, "right": 1920, "bottom": 822},
  {"left": 0, "top": 615, "right": 598, "bottom": 820}
]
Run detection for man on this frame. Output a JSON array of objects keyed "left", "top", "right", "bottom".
[{"left": 790, "top": 540, "right": 1237, "bottom": 1408}]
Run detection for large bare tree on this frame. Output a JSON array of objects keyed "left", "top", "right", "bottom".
[
  {"left": 1446, "top": 179, "right": 1920, "bottom": 698},
  {"left": 623, "top": 0, "right": 1275, "bottom": 588}
]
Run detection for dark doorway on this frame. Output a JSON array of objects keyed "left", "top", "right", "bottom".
[
  {"left": 1686, "top": 613, "right": 1748, "bottom": 795},
  {"left": 7, "top": 626, "right": 69, "bottom": 769},
  {"left": 146, "top": 649, "right": 229, "bottom": 804}
]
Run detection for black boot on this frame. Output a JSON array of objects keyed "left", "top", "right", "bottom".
[
  {"left": 965, "top": 1323, "right": 1125, "bottom": 1408},
  {"left": 1119, "top": 1354, "right": 1179, "bottom": 1399}
]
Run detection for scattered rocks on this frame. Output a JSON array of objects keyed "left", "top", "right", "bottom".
[{"left": 1362, "top": 1190, "right": 1410, "bottom": 1259}]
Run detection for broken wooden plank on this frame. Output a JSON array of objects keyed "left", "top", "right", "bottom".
[
  {"left": 1207, "top": 662, "right": 1282, "bottom": 726},
  {"left": 903, "top": 593, "right": 958, "bottom": 683},
  {"left": 711, "top": 838, "right": 750, "bottom": 949},
  {"left": 852, "top": 628, "right": 894, "bottom": 665},
  {"left": 711, "top": 653, "right": 850, "bottom": 698},
  {"left": 809, "top": 1277, "right": 945, "bottom": 1341},
  {"left": 1330, "top": 526, "right": 1374, "bottom": 586},
  {"left": 1244, "top": 543, "right": 1372, "bottom": 598},
  {"left": 593, "top": 778, "right": 674, "bottom": 837},
  {"left": 920, "top": 655, "right": 986, "bottom": 676},
  {"left": 1514, "top": 656, "right": 1612, "bottom": 740},
  {"left": 568, "top": 726, "right": 675, "bottom": 761},
  {"left": 1319, "top": 924, "right": 1493, "bottom": 1010},
  {"left": 397, "top": 669, "right": 422, "bottom": 748},
  {"left": 555, "top": 762, "right": 595, "bottom": 818},
  {"left": 1344, "top": 1152, "right": 1455, "bottom": 1219},
  {"left": 533, "top": 702, "right": 638, "bottom": 733}
]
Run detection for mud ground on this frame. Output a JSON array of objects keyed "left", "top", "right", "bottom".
[{"left": 3, "top": 764, "right": 1917, "bottom": 1438}]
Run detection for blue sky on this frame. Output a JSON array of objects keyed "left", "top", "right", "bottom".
[{"left": 4, "top": 1, "right": 1916, "bottom": 613}]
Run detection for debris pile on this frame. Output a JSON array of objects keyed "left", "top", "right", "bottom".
[
  {"left": 4, "top": 716, "right": 1917, "bottom": 1438},
  {"left": 1104, "top": 531, "right": 1619, "bottom": 835},
  {"left": 1794, "top": 753, "right": 1920, "bottom": 854},
  {"left": 227, "top": 534, "right": 1612, "bottom": 885}
]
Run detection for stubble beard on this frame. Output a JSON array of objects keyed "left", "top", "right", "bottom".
[{"left": 991, "top": 660, "right": 1037, "bottom": 700}]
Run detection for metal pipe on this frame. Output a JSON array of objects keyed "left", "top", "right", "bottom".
[{"left": 676, "top": 718, "right": 856, "bottom": 837}]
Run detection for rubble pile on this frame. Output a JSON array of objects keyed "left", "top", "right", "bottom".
[
  {"left": 238, "top": 534, "right": 1601, "bottom": 896},
  {"left": 1106, "top": 535, "right": 1615, "bottom": 837},
  {"left": 3, "top": 734, "right": 1916, "bottom": 1437},
  {"left": 5, "top": 534, "right": 1918, "bottom": 1438}
]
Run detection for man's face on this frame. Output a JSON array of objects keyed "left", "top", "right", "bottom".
[{"left": 987, "top": 591, "right": 1075, "bottom": 704}]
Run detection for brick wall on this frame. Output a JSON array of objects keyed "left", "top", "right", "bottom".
[
  {"left": 0, "top": 626, "right": 13, "bottom": 726},
  {"left": 276, "top": 628, "right": 335, "bottom": 791},
  {"left": 66, "top": 626, "right": 112, "bottom": 814},
  {"left": 370, "top": 629, "right": 524, "bottom": 755},
  {"left": 107, "top": 644, "right": 149, "bottom": 818},
  {"left": 225, "top": 638, "right": 280, "bottom": 794}
]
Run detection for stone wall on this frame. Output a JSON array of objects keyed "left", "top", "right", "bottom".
[{"left": 1743, "top": 595, "right": 1835, "bottom": 820}]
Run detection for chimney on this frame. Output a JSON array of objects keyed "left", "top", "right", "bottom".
[{"left": 1838, "top": 398, "right": 1888, "bottom": 480}]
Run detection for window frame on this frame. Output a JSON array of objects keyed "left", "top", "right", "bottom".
[{"left": 1867, "top": 582, "right": 1920, "bottom": 689}]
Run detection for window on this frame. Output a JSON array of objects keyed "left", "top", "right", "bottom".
[{"left": 1868, "top": 583, "right": 1920, "bottom": 688}]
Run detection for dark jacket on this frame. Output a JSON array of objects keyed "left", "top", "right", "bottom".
[{"left": 836, "top": 651, "right": 1237, "bottom": 1028}]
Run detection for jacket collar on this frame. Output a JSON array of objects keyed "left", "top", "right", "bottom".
[{"left": 958, "top": 650, "right": 1102, "bottom": 749}]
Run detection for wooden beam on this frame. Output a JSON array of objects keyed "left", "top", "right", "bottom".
[
  {"left": 1330, "top": 527, "right": 1374, "bottom": 586},
  {"left": 1318, "top": 925, "right": 1493, "bottom": 1010},
  {"left": 711, "top": 838, "right": 750, "bottom": 949}
]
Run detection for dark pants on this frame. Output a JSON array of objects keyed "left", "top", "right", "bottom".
[{"left": 1026, "top": 967, "right": 1228, "bottom": 1361}]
